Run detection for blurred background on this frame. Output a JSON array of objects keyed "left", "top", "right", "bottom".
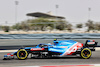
[
  {"left": 0, "top": 0, "right": 100, "bottom": 33},
  {"left": 0, "top": 0, "right": 100, "bottom": 49}
]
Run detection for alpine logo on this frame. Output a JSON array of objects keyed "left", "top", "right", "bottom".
[{"left": 62, "top": 42, "right": 83, "bottom": 56}]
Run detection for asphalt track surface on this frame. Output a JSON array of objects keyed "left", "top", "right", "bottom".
[
  {"left": 0, "top": 50, "right": 100, "bottom": 67},
  {"left": 0, "top": 39, "right": 100, "bottom": 50}
]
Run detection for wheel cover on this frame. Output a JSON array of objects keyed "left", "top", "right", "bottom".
[
  {"left": 17, "top": 49, "right": 28, "bottom": 60},
  {"left": 81, "top": 48, "right": 91, "bottom": 59}
]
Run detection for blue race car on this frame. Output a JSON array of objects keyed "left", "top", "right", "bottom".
[{"left": 3, "top": 39, "right": 97, "bottom": 60}]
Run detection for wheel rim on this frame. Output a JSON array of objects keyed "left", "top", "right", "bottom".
[
  {"left": 19, "top": 51, "right": 26, "bottom": 57},
  {"left": 17, "top": 49, "right": 28, "bottom": 59},
  {"left": 81, "top": 48, "right": 91, "bottom": 59},
  {"left": 82, "top": 50, "right": 90, "bottom": 57}
]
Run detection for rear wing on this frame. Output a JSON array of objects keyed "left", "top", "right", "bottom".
[{"left": 84, "top": 40, "right": 98, "bottom": 51}]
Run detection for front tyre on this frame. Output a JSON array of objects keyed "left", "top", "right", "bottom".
[
  {"left": 17, "top": 49, "right": 28, "bottom": 60},
  {"left": 80, "top": 48, "right": 92, "bottom": 59}
]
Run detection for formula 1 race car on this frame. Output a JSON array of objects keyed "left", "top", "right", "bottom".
[{"left": 3, "top": 39, "right": 97, "bottom": 60}]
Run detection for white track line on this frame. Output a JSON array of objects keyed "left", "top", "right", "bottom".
[
  {"left": 95, "top": 47, "right": 100, "bottom": 51},
  {"left": 0, "top": 50, "right": 17, "bottom": 52},
  {"left": 92, "top": 64, "right": 100, "bottom": 66}
]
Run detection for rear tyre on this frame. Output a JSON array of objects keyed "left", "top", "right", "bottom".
[
  {"left": 80, "top": 48, "right": 92, "bottom": 59},
  {"left": 17, "top": 49, "right": 28, "bottom": 60}
]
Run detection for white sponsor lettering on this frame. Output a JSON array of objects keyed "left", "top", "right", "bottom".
[
  {"left": 87, "top": 42, "right": 95, "bottom": 44},
  {"left": 31, "top": 48, "right": 44, "bottom": 51}
]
